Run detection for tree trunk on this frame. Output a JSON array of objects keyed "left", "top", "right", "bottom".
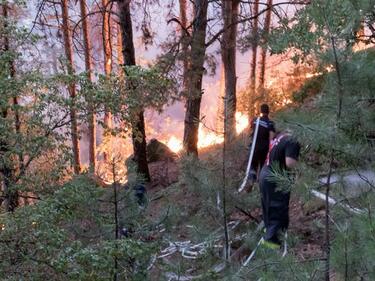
[
  {"left": 179, "top": 0, "right": 189, "bottom": 92},
  {"left": 249, "top": 0, "right": 259, "bottom": 117},
  {"left": 61, "top": 0, "right": 81, "bottom": 174},
  {"left": 183, "top": 0, "right": 209, "bottom": 156},
  {"left": 258, "top": 0, "right": 272, "bottom": 100},
  {"left": 221, "top": 0, "right": 240, "bottom": 141},
  {"left": 1, "top": 3, "right": 19, "bottom": 211},
  {"left": 79, "top": 0, "right": 96, "bottom": 173},
  {"left": 118, "top": 0, "right": 150, "bottom": 182},
  {"left": 216, "top": 65, "right": 225, "bottom": 132},
  {"left": 117, "top": 22, "right": 123, "bottom": 66},
  {"left": 102, "top": 0, "right": 113, "bottom": 131}
]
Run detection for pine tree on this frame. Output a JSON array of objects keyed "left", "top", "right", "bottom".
[
  {"left": 79, "top": 0, "right": 96, "bottom": 173},
  {"left": 258, "top": 0, "right": 273, "bottom": 101},
  {"left": 221, "top": 0, "right": 240, "bottom": 141},
  {"left": 118, "top": 0, "right": 151, "bottom": 181},
  {"left": 268, "top": 0, "right": 375, "bottom": 279},
  {"left": 60, "top": 0, "right": 81, "bottom": 174},
  {"left": 183, "top": 0, "right": 209, "bottom": 156}
]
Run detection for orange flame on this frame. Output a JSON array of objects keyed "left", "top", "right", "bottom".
[
  {"left": 166, "top": 112, "right": 249, "bottom": 152},
  {"left": 167, "top": 136, "right": 183, "bottom": 153},
  {"left": 198, "top": 125, "right": 224, "bottom": 148},
  {"left": 235, "top": 112, "right": 249, "bottom": 134}
]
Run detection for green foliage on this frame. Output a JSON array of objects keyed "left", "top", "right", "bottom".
[
  {"left": 331, "top": 196, "right": 375, "bottom": 280},
  {"left": 76, "top": 65, "right": 176, "bottom": 138},
  {"left": 270, "top": 0, "right": 375, "bottom": 62},
  {"left": 0, "top": 176, "right": 156, "bottom": 280},
  {"left": 292, "top": 75, "right": 324, "bottom": 104},
  {"left": 266, "top": 1, "right": 375, "bottom": 280}
]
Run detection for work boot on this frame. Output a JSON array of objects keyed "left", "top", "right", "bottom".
[{"left": 261, "top": 239, "right": 281, "bottom": 250}]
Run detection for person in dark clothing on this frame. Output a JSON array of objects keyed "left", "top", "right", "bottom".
[
  {"left": 259, "top": 132, "right": 300, "bottom": 248},
  {"left": 249, "top": 104, "right": 275, "bottom": 181}
]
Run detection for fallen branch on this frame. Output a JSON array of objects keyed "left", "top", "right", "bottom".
[{"left": 311, "top": 190, "right": 366, "bottom": 215}]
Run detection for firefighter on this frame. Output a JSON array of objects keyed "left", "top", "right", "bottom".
[
  {"left": 259, "top": 131, "right": 300, "bottom": 248},
  {"left": 249, "top": 104, "right": 275, "bottom": 182}
]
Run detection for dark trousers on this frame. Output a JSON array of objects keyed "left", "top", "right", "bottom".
[
  {"left": 259, "top": 166, "right": 290, "bottom": 244},
  {"left": 250, "top": 148, "right": 268, "bottom": 178}
]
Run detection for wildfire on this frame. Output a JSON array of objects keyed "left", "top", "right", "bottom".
[
  {"left": 94, "top": 112, "right": 250, "bottom": 182},
  {"left": 167, "top": 136, "right": 183, "bottom": 153},
  {"left": 165, "top": 112, "right": 249, "bottom": 152},
  {"left": 198, "top": 126, "right": 224, "bottom": 148},
  {"left": 235, "top": 112, "right": 249, "bottom": 134}
]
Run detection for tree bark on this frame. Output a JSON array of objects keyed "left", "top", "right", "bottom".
[
  {"left": 79, "top": 0, "right": 96, "bottom": 173},
  {"left": 1, "top": 3, "right": 20, "bottom": 211},
  {"left": 179, "top": 0, "right": 189, "bottom": 92},
  {"left": 183, "top": 0, "right": 209, "bottom": 156},
  {"left": 118, "top": 0, "right": 150, "bottom": 181},
  {"left": 258, "top": 0, "right": 272, "bottom": 98},
  {"left": 61, "top": 0, "right": 81, "bottom": 174},
  {"left": 221, "top": 0, "right": 240, "bottom": 141},
  {"left": 116, "top": 22, "right": 123, "bottom": 66},
  {"left": 249, "top": 0, "right": 259, "bottom": 117},
  {"left": 216, "top": 65, "right": 225, "bottom": 132},
  {"left": 102, "top": 0, "right": 113, "bottom": 131}
]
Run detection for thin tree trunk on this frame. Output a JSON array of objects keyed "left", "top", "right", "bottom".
[
  {"left": 117, "top": 23, "right": 123, "bottom": 66},
  {"left": 179, "top": 0, "right": 189, "bottom": 92},
  {"left": 221, "top": 0, "right": 240, "bottom": 141},
  {"left": 323, "top": 36, "right": 344, "bottom": 281},
  {"left": 118, "top": 0, "right": 150, "bottom": 181},
  {"left": 79, "top": 0, "right": 96, "bottom": 173},
  {"left": 258, "top": 0, "right": 272, "bottom": 98},
  {"left": 61, "top": 0, "right": 81, "bottom": 174},
  {"left": 249, "top": 0, "right": 259, "bottom": 117},
  {"left": 324, "top": 152, "right": 333, "bottom": 281},
  {"left": 111, "top": 162, "right": 119, "bottom": 281},
  {"left": 216, "top": 65, "right": 225, "bottom": 132},
  {"left": 1, "top": 3, "right": 19, "bottom": 211},
  {"left": 102, "top": 0, "right": 113, "bottom": 131},
  {"left": 102, "top": 0, "right": 113, "bottom": 162},
  {"left": 222, "top": 87, "right": 231, "bottom": 260},
  {"left": 183, "top": 0, "right": 209, "bottom": 156}
]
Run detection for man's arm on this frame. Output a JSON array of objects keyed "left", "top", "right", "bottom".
[
  {"left": 285, "top": 139, "right": 301, "bottom": 169},
  {"left": 285, "top": 157, "right": 298, "bottom": 168}
]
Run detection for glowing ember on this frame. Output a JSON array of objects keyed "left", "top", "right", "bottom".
[
  {"left": 305, "top": 72, "right": 322, "bottom": 78},
  {"left": 281, "top": 98, "right": 293, "bottom": 105},
  {"left": 235, "top": 112, "right": 249, "bottom": 134},
  {"left": 167, "top": 136, "right": 183, "bottom": 153}
]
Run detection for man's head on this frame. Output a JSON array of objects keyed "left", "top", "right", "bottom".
[{"left": 260, "top": 104, "right": 270, "bottom": 116}]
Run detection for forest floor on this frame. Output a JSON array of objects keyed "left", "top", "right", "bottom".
[{"left": 145, "top": 154, "right": 326, "bottom": 265}]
